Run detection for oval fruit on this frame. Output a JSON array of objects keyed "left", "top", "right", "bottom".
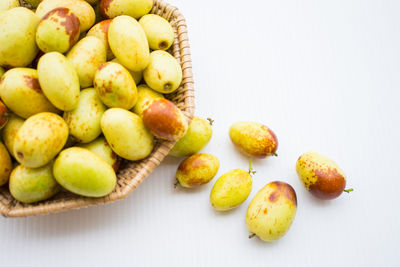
[
  {"left": 108, "top": 15, "right": 150, "bottom": 72},
  {"left": 94, "top": 62, "right": 138, "bottom": 109},
  {"left": 0, "top": 141, "right": 12, "bottom": 186},
  {"left": 53, "top": 147, "right": 116, "bottom": 197},
  {"left": 14, "top": 112, "right": 69, "bottom": 168},
  {"left": 0, "top": 68, "right": 59, "bottom": 118},
  {"left": 0, "top": 101, "right": 9, "bottom": 129},
  {"left": 0, "top": 0, "right": 19, "bottom": 12},
  {"left": 87, "top": 19, "right": 114, "bottom": 60},
  {"left": 36, "top": 0, "right": 95, "bottom": 32},
  {"left": 169, "top": 117, "right": 212, "bottom": 157},
  {"left": 296, "top": 152, "right": 346, "bottom": 200},
  {"left": 131, "top": 84, "right": 164, "bottom": 117},
  {"left": 139, "top": 14, "right": 174, "bottom": 50},
  {"left": 176, "top": 153, "right": 219, "bottom": 188},
  {"left": 100, "top": 0, "right": 152, "bottom": 19},
  {"left": 36, "top": 7, "right": 80, "bottom": 53},
  {"left": 210, "top": 169, "right": 252, "bottom": 211},
  {"left": 1, "top": 114, "right": 24, "bottom": 158},
  {"left": 37, "top": 52, "right": 80, "bottom": 111},
  {"left": 229, "top": 121, "right": 278, "bottom": 158},
  {"left": 246, "top": 181, "right": 297, "bottom": 242},
  {"left": 142, "top": 99, "right": 188, "bottom": 141},
  {"left": 9, "top": 162, "right": 61, "bottom": 204},
  {"left": 143, "top": 50, "right": 182, "bottom": 94},
  {"left": 101, "top": 108, "right": 154, "bottom": 161},
  {"left": 63, "top": 88, "right": 106, "bottom": 143},
  {"left": 67, "top": 36, "right": 107, "bottom": 88},
  {"left": 78, "top": 136, "right": 120, "bottom": 171},
  {"left": 111, "top": 58, "right": 142, "bottom": 84},
  {"left": 0, "top": 7, "right": 39, "bottom": 67}
]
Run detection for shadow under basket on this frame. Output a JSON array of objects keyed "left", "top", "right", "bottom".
[{"left": 0, "top": 0, "right": 195, "bottom": 217}]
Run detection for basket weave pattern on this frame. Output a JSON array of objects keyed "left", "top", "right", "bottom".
[{"left": 0, "top": 0, "right": 195, "bottom": 217}]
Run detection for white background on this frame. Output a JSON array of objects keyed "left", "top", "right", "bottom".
[{"left": 1, "top": 0, "right": 399, "bottom": 266}]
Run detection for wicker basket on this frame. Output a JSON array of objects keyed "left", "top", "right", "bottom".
[{"left": 0, "top": 0, "right": 195, "bottom": 217}]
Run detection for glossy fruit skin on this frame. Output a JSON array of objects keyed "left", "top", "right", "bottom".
[
  {"left": 0, "top": 68, "right": 59, "bottom": 118},
  {"left": 67, "top": 36, "right": 107, "bottom": 88},
  {"left": 0, "top": 101, "right": 9, "bottom": 129},
  {"left": 53, "top": 147, "right": 116, "bottom": 197},
  {"left": 78, "top": 136, "right": 120, "bottom": 171},
  {"left": 131, "top": 84, "right": 164, "bottom": 117},
  {"left": 108, "top": 15, "right": 150, "bottom": 72},
  {"left": 229, "top": 121, "right": 278, "bottom": 158},
  {"left": 63, "top": 88, "right": 106, "bottom": 143},
  {"left": 0, "top": 0, "right": 19, "bottom": 12},
  {"left": 36, "top": 0, "right": 95, "bottom": 32},
  {"left": 87, "top": 19, "right": 114, "bottom": 60},
  {"left": 169, "top": 117, "right": 212, "bottom": 157},
  {"left": 143, "top": 50, "right": 182, "bottom": 94},
  {"left": 0, "top": 141, "right": 12, "bottom": 186},
  {"left": 210, "top": 169, "right": 252, "bottom": 211},
  {"left": 1, "top": 114, "right": 24, "bottom": 158},
  {"left": 142, "top": 99, "right": 188, "bottom": 141},
  {"left": 111, "top": 58, "right": 142, "bottom": 85},
  {"left": 37, "top": 52, "right": 80, "bottom": 111},
  {"left": 100, "top": 0, "right": 153, "bottom": 19},
  {"left": 176, "top": 153, "right": 219, "bottom": 188},
  {"left": 14, "top": 112, "right": 69, "bottom": 168},
  {"left": 246, "top": 181, "right": 297, "bottom": 242},
  {"left": 0, "top": 7, "right": 39, "bottom": 67},
  {"left": 94, "top": 62, "right": 138, "bottom": 109},
  {"left": 36, "top": 7, "right": 80, "bottom": 53},
  {"left": 296, "top": 152, "right": 346, "bottom": 200},
  {"left": 139, "top": 14, "right": 174, "bottom": 51},
  {"left": 9, "top": 162, "right": 61, "bottom": 204},
  {"left": 101, "top": 108, "right": 154, "bottom": 161}
]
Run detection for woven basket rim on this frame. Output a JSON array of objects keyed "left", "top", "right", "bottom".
[{"left": 0, "top": 0, "right": 195, "bottom": 217}]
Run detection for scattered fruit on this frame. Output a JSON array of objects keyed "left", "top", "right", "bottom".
[
  {"left": 0, "top": 141, "right": 12, "bottom": 186},
  {"left": 296, "top": 152, "right": 349, "bottom": 200},
  {"left": 139, "top": 14, "right": 174, "bottom": 51},
  {"left": 99, "top": 0, "right": 153, "bottom": 19},
  {"left": 131, "top": 84, "right": 164, "bottom": 117},
  {"left": 229, "top": 121, "right": 278, "bottom": 158},
  {"left": 169, "top": 117, "right": 212, "bottom": 157},
  {"left": 246, "top": 181, "right": 297, "bottom": 242},
  {"left": 176, "top": 153, "right": 219, "bottom": 188},
  {"left": 78, "top": 136, "right": 120, "bottom": 171}
]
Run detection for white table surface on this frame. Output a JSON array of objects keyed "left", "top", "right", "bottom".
[{"left": 1, "top": 0, "right": 399, "bottom": 266}]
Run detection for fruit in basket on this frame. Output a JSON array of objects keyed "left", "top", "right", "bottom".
[
  {"left": 53, "top": 147, "right": 116, "bottom": 197},
  {"left": 246, "top": 181, "right": 297, "bottom": 242},
  {"left": 36, "top": 8, "right": 80, "bottom": 53},
  {"left": 143, "top": 50, "right": 183, "bottom": 94},
  {"left": 210, "top": 168, "right": 252, "bottom": 211},
  {"left": 0, "top": 101, "right": 9, "bottom": 129},
  {"left": 0, "top": 7, "right": 39, "bottom": 68},
  {"left": 108, "top": 15, "right": 150, "bottom": 72},
  {"left": 139, "top": 14, "right": 174, "bottom": 51},
  {"left": 296, "top": 152, "right": 347, "bottom": 200},
  {"left": 9, "top": 162, "right": 61, "bottom": 204},
  {"left": 78, "top": 136, "right": 120, "bottom": 171},
  {"left": 229, "top": 121, "right": 278, "bottom": 158},
  {"left": 101, "top": 108, "right": 154, "bottom": 161},
  {"left": 36, "top": 0, "right": 95, "bottom": 32},
  {"left": 63, "top": 88, "right": 106, "bottom": 143},
  {"left": 87, "top": 19, "right": 114, "bottom": 60},
  {"left": 14, "top": 112, "right": 68, "bottom": 168},
  {"left": 0, "top": 68, "right": 59, "bottom": 118},
  {"left": 169, "top": 117, "right": 212, "bottom": 157},
  {"left": 94, "top": 62, "right": 138, "bottom": 109},
  {"left": 37, "top": 52, "right": 80, "bottom": 111},
  {"left": 99, "top": 0, "right": 153, "bottom": 19},
  {"left": 111, "top": 58, "right": 142, "bottom": 85},
  {"left": 67, "top": 36, "right": 107, "bottom": 88},
  {"left": 1, "top": 114, "right": 24, "bottom": 158},
  {"left": 132, "top": 84, "right": 164, "bottom": 117},
  {"left": 142, "top": 99, "right": 188, "bottom": 141},
  {"left": 176, "top": 153, "right": 219, "bottom": 188},
  {"left": 0, "top": 0, "right": 19, "bottom": 12},
  {"left": 0, "top": 142, "right": 12, "bottom": 186}
]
